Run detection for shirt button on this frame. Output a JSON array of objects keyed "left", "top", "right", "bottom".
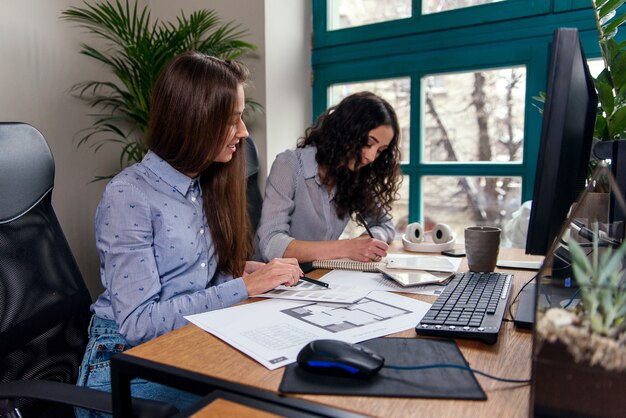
[
  {"left": 200, "top": 229, "right": 205, "bottom": 235},
  {"left": 191, "top": 196, "right": 197, "bottom": 202},
  {"left": 201, "top": 262, "right": 206, "bottom": 269}
]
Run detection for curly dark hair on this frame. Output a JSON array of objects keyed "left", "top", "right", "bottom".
[{"left": 298, "top": 91, "right": 402, "bottom": 221}]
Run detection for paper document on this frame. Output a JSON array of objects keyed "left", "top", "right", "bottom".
[
  {"left": 257, "top": 279, "right": 370, "bottom": 303},
  {"left": 185, "top": 291, "right": 431, "bottom": 370}
]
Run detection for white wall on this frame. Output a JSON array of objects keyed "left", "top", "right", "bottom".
[
  {"left": 0, "top": 0, "right": 311, "bottom": 298},
  {"left": 264, "top": 0, "right": 312, "bottom": 179}
]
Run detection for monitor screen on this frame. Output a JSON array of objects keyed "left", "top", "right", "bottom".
[{"left": 525, "top": 28, "right": 598, "bottom": 256}]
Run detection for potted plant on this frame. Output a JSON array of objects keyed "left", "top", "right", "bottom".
[
  {"left": 590, "top": 0, "right": 626, "bottom": 144},
  {"left": 531, "top": 166, "right": 626, "bottom": 417},
  {"left": 62, "top": 0, "right": 258, "bottom": 180}
]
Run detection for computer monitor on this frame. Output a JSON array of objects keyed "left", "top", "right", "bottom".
[
  {"left": 514, "top": 28, "right": 598, "bottom": 328},
  {"left": 525, "top": 28, "right": 598, "bottom": 257}
]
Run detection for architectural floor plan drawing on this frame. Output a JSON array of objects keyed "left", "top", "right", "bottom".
[{"left": 281, "top": 297, "right": 412, "bottom": 333}]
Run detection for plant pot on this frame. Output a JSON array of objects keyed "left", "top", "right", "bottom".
[{"left": 532, "top": 336, "right": 626, "bottom": 417}]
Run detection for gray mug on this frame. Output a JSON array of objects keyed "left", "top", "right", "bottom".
[{"left": 464, "top": 226, "right": 501, "bottom": 272}]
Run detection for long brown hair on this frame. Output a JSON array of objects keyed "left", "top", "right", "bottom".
[
  {"left": 147, "top": 52, "right": 250, "bottom": 276},
  {"left": 298, "top": 91, "right": 401, "bottom": 221}
]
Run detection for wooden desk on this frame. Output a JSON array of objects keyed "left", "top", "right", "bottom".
[{"left": 112, "top": 248, "right": 540, "bottom": 417}]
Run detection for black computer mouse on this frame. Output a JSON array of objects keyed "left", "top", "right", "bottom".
[{"left": 297, "top": 339, "right": 385, "bottom": 378}]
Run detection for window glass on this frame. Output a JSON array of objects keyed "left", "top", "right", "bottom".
[
  {"left": 328, "top": 0, "right": 411, "bottom": 31},
  {"left": 392, "top": 174, "right": 410, "bottom": 237},
  {"left": 421, "top": 66, "right": 526, "bottom": 163},
  {"left": 421, "top": 175, "right": 522, "bottom": 242},
  {"left": 422, "top": 0, "right": 505, "bottom": 15},
  {"left": 587, "top": 58, "right": 604, "bottom": 78},
  {"left": 328, "top": 78, "right": 411, "bottom": 163}
]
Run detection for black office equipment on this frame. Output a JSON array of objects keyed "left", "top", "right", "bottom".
[
  {"left": 281, "top": 338, "right": 485, "bottom": 400},
  {"left": 0, "top": 123, "right": 177, "bottom": 417},
  {"left": 297, "top": 339, "right": 385, "bottom": 378},
  {"left": 591, "top": 138, "right": 626, "bottom": 237},
  {"left": 245, "top": 136, "right": 263, "bottom": 235},
  {"left": 415, "top": 272, "right": 512, "bottom": 344},
  {"left": 515, "top": 28, "right": 599, "bottom": 328}
]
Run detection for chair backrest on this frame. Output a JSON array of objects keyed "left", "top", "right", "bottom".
[
  {"left": 0, "top": 123, "right": 92, "bottom": 415},
  {"left": 245, "top": 137, "right": 263, "bottom": 235}
]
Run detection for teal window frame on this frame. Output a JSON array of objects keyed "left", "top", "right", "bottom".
[
  {"left": 312, "top": 1, "right": 609, "bottom": 225},
  {"left": 316, "top": 0, "right": 558, "bottom": 48}
]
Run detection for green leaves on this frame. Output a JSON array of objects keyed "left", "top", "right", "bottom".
[
  {"left": 568, "top": 226, "right": 626, "bottom": 338},
  {"left": 591, "top": 0, "right": 626, "bottom": 142},
  {"left": 62, "top": 0, "right": 256, "bottom": 180}
]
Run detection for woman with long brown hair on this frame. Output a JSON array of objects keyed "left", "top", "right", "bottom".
[{"left": 76, "top": 52, "right": 301, "bottom": 414}]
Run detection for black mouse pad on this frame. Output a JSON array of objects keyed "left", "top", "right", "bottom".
[{"left": 279, "top": 338, "right": 486, "bottom": 400}]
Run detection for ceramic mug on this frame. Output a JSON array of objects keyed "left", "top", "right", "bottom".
[{"left": 464, "top": 226, "right": 501, "bottom": 272}]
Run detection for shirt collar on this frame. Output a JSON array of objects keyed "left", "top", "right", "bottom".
[
  {"left": 301, "top": 146, "right": 335, "bottom": 198},
  {"left": 141, "top": 150, "right": 195, "bottom": 196}
]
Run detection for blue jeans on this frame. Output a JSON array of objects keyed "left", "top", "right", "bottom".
[{"left": 75, "top": 315, "right": 199, "bottom": 417}]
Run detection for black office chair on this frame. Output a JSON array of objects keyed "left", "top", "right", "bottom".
[
  {"left": 245, "top": 137, "right": 263, "bottom": 235},
  {"left": 0, "top": 123, "right": 177, "bottom": 417}
]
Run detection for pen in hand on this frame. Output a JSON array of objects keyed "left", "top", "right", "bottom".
[
  {"left": 356, "top": 213, "right": 374, "bottom": 238},
  {"left": 299, "top": 276, "right": 330, "bottom": 289}
]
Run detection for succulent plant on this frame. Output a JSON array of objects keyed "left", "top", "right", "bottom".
[{"left": 568, "top": 226, "right": 626, "bottom": 338}]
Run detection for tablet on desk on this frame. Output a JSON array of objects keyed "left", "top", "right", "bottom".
[
  {"left": 386, "top": 255, "right": 461, "bottom": 273},
  {"left": 378, "top": 266, "right": 451, "bottom": 287}
]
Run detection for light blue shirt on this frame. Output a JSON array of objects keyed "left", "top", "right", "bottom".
[
  {"left": 255, "top": 146, "right": 395, "bottom": 261},
  {"left": 91, "top": 151, "right": 248, "bottom": 346}
]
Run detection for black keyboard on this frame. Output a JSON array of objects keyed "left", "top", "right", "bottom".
[{"left": 415, "top": 271, "right": 512, "bottom": 344}]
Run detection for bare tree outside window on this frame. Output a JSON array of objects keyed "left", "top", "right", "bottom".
[
  {"left": 422, "top": 67, "right": 526, "bottom": 163},
  {"left": 422, "top": 66, "right": 526, "bottom": 240}
]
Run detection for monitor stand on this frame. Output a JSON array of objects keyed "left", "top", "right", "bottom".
[
  {"left": 513, "top": 280, "right": 580, "bottom": 329},
  {"left": 513, "top": 284, "right": 536, "bottom": 329}
]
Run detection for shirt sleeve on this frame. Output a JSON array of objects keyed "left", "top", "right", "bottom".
[
  {"left": 255, "top": 151, "right": 298, "bottom": 261},
  {"left": 96, "top": 181, "right": 248, "bottom": 346},
  {"left": 366, "top": 210, "right": 396, "bottom": 243}
]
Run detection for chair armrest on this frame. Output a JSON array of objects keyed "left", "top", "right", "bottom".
[{"left": 0, "top": 380, "right": 178, "bottom": 417}]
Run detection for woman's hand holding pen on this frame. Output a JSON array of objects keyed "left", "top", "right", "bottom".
[
  {"left": 346, "top": 235, "right": 389, "bottom": 262},
  {"left": 351, "top": 212, "right": 388, "bottom": 262},
  {"left": 242, "top": 258, "right": 303, "bottom": 296}
]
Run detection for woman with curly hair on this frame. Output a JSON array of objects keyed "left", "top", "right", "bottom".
[{"left": 256, "top": 91, "right": 402, "bottom": 263}]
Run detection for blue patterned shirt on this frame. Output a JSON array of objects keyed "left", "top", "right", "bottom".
[
  {"left": 255, "top": 146, "right": 395, "bottom": 261},
  {"left": 91, "top": 151, "right": 248, "bottom": 346}
]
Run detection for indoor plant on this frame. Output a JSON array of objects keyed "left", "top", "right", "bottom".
[
  {"left": 531, "top": 166, "right": 626, "bottom": 417},
  {"left": 62, "top": 0, "right": 258, "bottom": 180},
  {"left": 591, "top": 0, "right": 626, "bottom": 144}
]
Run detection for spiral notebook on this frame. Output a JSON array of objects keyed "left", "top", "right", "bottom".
[
  {"left": 311, "top": 258, "right": 383, "bottom": 272},
  {"left": 311, "top": 256, "right": 460, "bottom": 274}
]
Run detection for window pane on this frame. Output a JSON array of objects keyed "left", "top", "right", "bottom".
[
  {"left": 587, "top": 58, "right": 604, "bottom": 78},
  {"left": 328, "top": 78, "right": 411, "bottom": 163},
  {"left": 421, "top": 66, "right": 526, "bottom": 163},
  {"left": 422, "top": 0, "right": 505, "bottom": 15},
  {"left": 421, "top": 175, "right": 522, "bottom": 244},
  {"left": 391, "top": 174, "right": 410, "bottom": 238},
  {"left": 328, "top": 0, "right": 411, "bottom": 31}
]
